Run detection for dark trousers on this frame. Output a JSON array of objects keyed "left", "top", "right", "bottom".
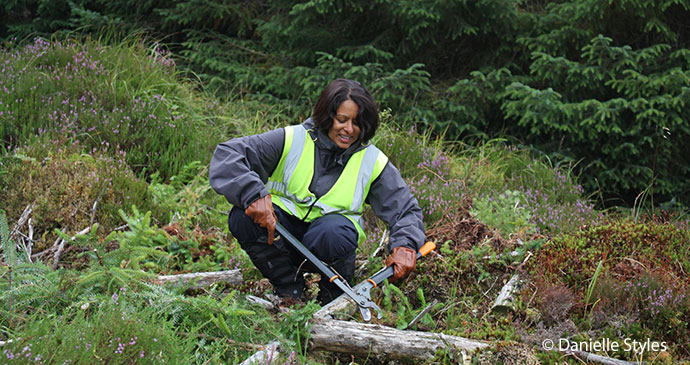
[{"left": 228, "top": 204, "right": 358, "bottom": 303}]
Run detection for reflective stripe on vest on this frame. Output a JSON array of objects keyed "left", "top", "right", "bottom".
[{"left": 266, "top": 125, "right": 388, "bottom": 243}]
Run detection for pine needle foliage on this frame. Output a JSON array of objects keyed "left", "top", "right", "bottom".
[{"left": 76, "top": 206, "right": 167, "bottom": 293}]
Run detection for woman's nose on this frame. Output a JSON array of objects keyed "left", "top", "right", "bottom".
[{"left": 343, "top": 121, "right": 353, "bottom": 133}]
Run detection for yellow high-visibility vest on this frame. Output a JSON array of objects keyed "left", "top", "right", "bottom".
[{"left": 266, "top": 124, "right": 388, "bottom": 243}]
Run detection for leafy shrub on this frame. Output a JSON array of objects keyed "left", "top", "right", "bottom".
[
  {"left": 149, "top": 161, "right": 230, "bottom": 230},
  {"left": 471, "top": 190, "right": 535, "bottom": 238},
  {"left": 457, "top": 143, "right": 601, "bottom": 235},
  {"left": 528, "top": 218, "right": 690, "bottom": 290},
  {"left": 163, "top": 222, "right": 241, "bottom": 274}
]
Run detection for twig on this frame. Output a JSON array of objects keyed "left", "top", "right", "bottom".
[
  {"left": 89, "top": 196, "right": 100, "bottom": 226},
  {"left": 418, "top": 166, "right": 451, "bottom": 184},
  {"left": 9, "top": 205, "right": 34, "bottom": 262},
  {"left": 245, "top": 295, "right": 275, "bottom": 311},
  {"left": 405, "top": 299, "right": 438, "bottom": 329},
  {"left": 52, "top": 226, "right": 92, "bottom": 270},
  {"left": 10, "top": 204, "right": 33, "bottom": 237},
  {"left": 26, "top": 218, "right": 33, "bottom": 262},
  {"left": 239, "top": 341, "right": 281, "bottom": 365},
  {"left": 52, "top": 238, "right": 66, "bottom": 270},
  {"left": 0, "top": 339, "right": 16, "bottom": 347},
  {"left": 482, "top": 276, "right": 499, "bottom": 299},
  {"left": 519, "top": 251, "right": 533, "bottom": 268},
  {"left": 14, "top": 233, "right": 32, "bottom": 263},
  {"left": 372, "top": 229, "right": 388, "bottom": 258},
  {"left": 566, "top": 350, "right": 638, "bottom": 365}
]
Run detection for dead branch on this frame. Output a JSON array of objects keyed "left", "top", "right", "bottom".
[
  {"left": 491, "top": 274, "right": 522, "bottom": 313},
  {"left": 26, "top": 218, "right": 33, "bottom": 261},
  {"left": 152, "top": 269, "right": 243, "bottom": 289},
  {"left": 90, "top": 196, "right": 100, "bottom": 226},
  {"left": 10, "top": 204, "right": 33, "bottom": 237},
  {"left": 239, "top": 341, "right": 281, "bottom": 365},
  {"left": 405, "top": 299, "right": 438, "bottom": 329},
  {"left": 313, "top": 294, "right": 357, "bottom": 320},
  {"left": 52, "top": 226, "right": 91, "bottom": 270},
  {"left": 51, "top": 239, "right": 66, "bottom": 270},
  {"left": 245, "top": 295, "right": 275, "bottom": 311},
  {"left": 0, "top": 339, "right": 16, "bottom": 347}
]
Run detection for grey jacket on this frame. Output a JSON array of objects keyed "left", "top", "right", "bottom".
[{"left": 209, "top": 119, "right": 425, "bottom": 252}]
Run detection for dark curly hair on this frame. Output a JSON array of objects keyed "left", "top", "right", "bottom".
[{"left": 312, "top": 78, "right": 379, "bottom": 144}]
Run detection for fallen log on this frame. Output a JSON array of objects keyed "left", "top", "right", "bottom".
[
  {"left": 152, "top": 269, "right": 243, "bottom": 289},
  {"left": 308, "top": 318, "right": 489, "bottom": 362}
]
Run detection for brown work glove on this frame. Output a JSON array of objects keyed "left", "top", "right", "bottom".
[
  {"left": 386, "top": 246, "right": 417, "bottom": 281},
  {"left": 245, "top": 194, "right": 277, "bottom": 244}
]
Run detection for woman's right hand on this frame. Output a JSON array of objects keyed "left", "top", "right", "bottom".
[
  {"left": 386, "top": 246, "right": 417, "bottom": 281},
  {"left": 245, "top": 194, "right": 277, "bottom": 244}
]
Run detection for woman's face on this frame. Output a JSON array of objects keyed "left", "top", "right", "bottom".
[{"left": 328, "top": 99, "right": 361, "bottom": 149}]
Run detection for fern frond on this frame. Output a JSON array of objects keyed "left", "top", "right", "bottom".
[{"left": 1, "top": 210, "right": 17, "bottom": 268}]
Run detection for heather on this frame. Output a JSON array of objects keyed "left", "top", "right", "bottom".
[
  {"left": 0, "top": 33, "right": 688, "bottom": 365},
  {"left": 0, "top": 37, "right": 221, "bottom": 181}
]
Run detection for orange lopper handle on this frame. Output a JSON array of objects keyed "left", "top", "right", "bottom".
[{"left": 417, "top": 241, "right": 436, "bottom": 258}]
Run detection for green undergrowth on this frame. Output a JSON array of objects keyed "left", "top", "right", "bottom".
[
  {"left": 521, "top": 216, "right": 690, "bottom": 362},
  {"left": 1, "top": 146, "right": 157, "bottom": 252},
  {"left": 2, "top": 34, "right": 690, "bottom": 364}
]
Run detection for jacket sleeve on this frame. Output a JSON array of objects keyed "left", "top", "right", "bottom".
[
  {"left": 209, "top": 128, "right": 284, "bottom": 209},
  {"left": 366, "top": 162, "right": 426, "bottom": 252}
]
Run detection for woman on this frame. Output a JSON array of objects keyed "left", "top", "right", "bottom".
[{"left": 209, "top": 79, "right": 425, "bottom": 304}]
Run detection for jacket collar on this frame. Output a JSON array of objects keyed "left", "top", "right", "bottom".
[{"left": 302, "top": 118, "right": 367, "bottom": 165}]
